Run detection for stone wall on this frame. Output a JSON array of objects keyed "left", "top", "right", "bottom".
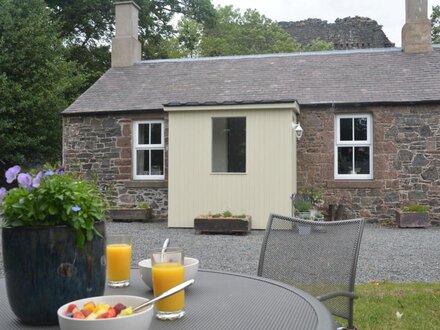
[
  {"left": 63, "top": 112, "right": 168, "bottom": 219},
  {"left": 279, "top": 17, "right": 394, "bottom": 49},
  {"left": 297, "top": 104, "right": 440, "bottom": 223}
]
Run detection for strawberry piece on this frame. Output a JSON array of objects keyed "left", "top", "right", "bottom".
[
  {"left": 107, "top": 307, "right": 117, "bottom": 318},
  {"left": 65, "top": 304, "right": 78, "bottom": 315},
  {"left": 73, "top": 311, "right": 85, "bottom": 319}
]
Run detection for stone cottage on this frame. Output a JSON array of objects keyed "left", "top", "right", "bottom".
[{"left": 63, "top": 0, "right": 440, "bottom": 227}]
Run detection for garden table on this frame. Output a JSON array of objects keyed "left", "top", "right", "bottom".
[{"left": 0, "top": 269, "right": 336, "bottom": 330}]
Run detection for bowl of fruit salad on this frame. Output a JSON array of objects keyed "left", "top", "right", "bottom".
[{"left": 57, "top": 295, "right": 153, "bottom": 330}]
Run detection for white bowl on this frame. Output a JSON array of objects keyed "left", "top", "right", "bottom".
[
  {"left": 138, "top": 257, "right": 199, "bottom": 289},
  {"left": 57, "top": 295, "right": 153, "bottom": 330}
]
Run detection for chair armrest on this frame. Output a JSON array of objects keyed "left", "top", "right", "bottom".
[{"left": 317, "top": 291, "right": 357, "bottom": 301}]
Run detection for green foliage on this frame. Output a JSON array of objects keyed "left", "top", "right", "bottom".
[
  {"left": 402, "top": 204, "right": 430, "bottom": 213},
  {"left": 222, "top": 210, "right": 232, "bottom": 217},
  {"left": 294, "top": 200, "right": 312, "bottom": 212},
  {"left": 0, "top": 167, "right": 107, "bottom": 248},
  {"left": 353, "top": 282, "right": 440, "bottom": 330},
  {"left": 302, "top": 38, "right": 334, "bottom": 52},
  {"left": 0, "top": 0, "right": 86, "bottom": 168},
  {"left": 432, "top": 5, "right": 440, "bottom": 44},
  {"left": 199, "top": 6, "right": 301, "bottom": 56},
  {"left": 297, "top": 187, "right": 324, "bottom": 206}
]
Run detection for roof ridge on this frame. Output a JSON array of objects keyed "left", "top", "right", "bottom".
[{"left": 137, "top": 47, "right": 403, "bottom": 65}]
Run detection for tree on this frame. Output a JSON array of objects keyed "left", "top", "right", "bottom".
[
  {"left": 432, "top": 5, "right": 440, "bottom": 44},
  {"left": 0, "top": 0, "right": 86, "bottom": 168},
  {"left": 45, "top": 0, "right": 216, "bottom": 86},
  {"left": 200, "top": 6, "right": 301, "bottom": 56},
  {"left": 302, "top": 39, "right": 334, "bottom": 52}
]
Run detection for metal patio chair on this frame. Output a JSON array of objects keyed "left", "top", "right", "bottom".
[{"left": 258, "top": 214, "right": 365, "bottom": 330}]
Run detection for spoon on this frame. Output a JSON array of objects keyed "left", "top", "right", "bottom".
[
  {"left": 133, "top": 279, "right": 194, "bottom": 313},
  {"left": 160, "top": 238, "right": 170, "bottom": 262}
]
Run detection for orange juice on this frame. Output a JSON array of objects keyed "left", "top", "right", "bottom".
[
  {"left": 106, "top": 243, "right": 131, "bottom": 281},
  {"left": 152, "top": 263, "right": 185, "bottom": 312}
]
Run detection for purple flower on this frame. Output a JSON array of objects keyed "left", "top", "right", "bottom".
[
  {"left": 5, "top": 165, "right": 21, "bottom": 183},
  {"left": 72, "top": 205, "right": 81, "bottom": 212},
  {"left": 17, "top": 173, "right": 32, "bottom": 189},
  {"left": 44, "top": 169, "right": 54, "bottom": 176},
  {"left": 0, "top": 187, "right": 6, "bottom": 204},
  {"left": 32, "top": 172, "right": 43, "bottom": 188},
  {"left": 57, "top": 167, "right": 65, "bottom": 174}
]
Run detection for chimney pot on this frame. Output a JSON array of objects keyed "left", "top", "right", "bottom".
[
  {"left": 112, "top": 1, "right": 142, "bottom": 67},
  {"left": 402, "top": 0, "right": 432, "bottom": 53}
]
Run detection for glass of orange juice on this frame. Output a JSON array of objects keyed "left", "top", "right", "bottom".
[
  {"left": 151, "top": 247, "right": 185, "bottom": 320},
  {"left": 106, "top": 234, "right": 132, "bottom": 288}
]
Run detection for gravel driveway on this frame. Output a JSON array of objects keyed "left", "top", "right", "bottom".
[{"left": 1, "top": 221, "right": 439, "bottom": 283}]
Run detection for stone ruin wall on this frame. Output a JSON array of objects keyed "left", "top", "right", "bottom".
[
  {"left": 279, "top": 17, "right": 394, "bottom": 49},
  {"left": 296, "top": 104, "right": 440, "bottom": 223}
]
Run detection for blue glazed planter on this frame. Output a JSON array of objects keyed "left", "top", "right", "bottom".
[{"left": 2, "top": 222, "right": 106, "bottom": 325}]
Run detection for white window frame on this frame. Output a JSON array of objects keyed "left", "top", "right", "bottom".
[
  {"left": 133, "top": 120, "right": 165, "bottom": 180},
  {"left": 334, "top": 114, "right": 373, "bottom": 180}
]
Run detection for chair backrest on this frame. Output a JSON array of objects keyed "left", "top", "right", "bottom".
[{"left": 258, "top": 214, "right": 365, "bottom": 322}]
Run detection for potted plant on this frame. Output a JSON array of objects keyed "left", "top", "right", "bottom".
[
  {"left": 0, "top": 165, "right": 107, "bottom": 325},
  {"left": 294, "top": 200, "right": 313, "bottom": 219},
  {"left": 194, "top": 210, "right": 252, "bottom": 234},
  {"left": 396, "top": 204, "right": 430, "bottom": 228},
  {"left": 108, "top": 202, "right": 153, "bottom": 222}
]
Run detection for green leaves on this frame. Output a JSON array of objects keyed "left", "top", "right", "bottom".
[{"left": 1, "top": 170, "right": 107, "bottom": 248}]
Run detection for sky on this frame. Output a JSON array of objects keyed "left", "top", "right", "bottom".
[{"left": 212, "top": 0, "right": 440, "bottom": 47}]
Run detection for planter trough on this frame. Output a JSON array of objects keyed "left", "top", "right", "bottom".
[
  {"left": 194, "top": 216, "right": 252, "bottom": 234},
  {"left": 396, "top": 211, "right": 430, "bottom": 228}
]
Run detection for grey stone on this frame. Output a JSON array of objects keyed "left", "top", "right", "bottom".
[
  {"left": 421, "top": 167, "right": 438, "bottom": 181},
  {"left": 412, "top": 154, "right": 429, "bottom": 166},
  {"left": 408, "top": 191, "right": 427, "bottom": 200},
  {"left": 398, "top": 150, "right": 413, "bottom": 162}
]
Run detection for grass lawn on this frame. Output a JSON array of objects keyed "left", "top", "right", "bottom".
[{"left": 352, "top": 282, "right": 440, "bottom": 330}]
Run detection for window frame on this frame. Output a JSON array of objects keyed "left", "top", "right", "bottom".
[
  {"left": 211, "top": 116, "right": 247, "bottom": 174},
  {"left": 334, "top": 113, "right": 373, "bottom": 180},
  {"left": 132, "top": 120, "right": 165, "bottom": 180}
]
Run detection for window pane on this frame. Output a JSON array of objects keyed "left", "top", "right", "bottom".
[
  {"left": 138, "top": 124, "right": 150, "bottom": 144},
  {"left": 151, "top": 123, "right": 162, "bottom": 144},
  {"left": 212, "top": 117, "right": 246, "bottom": 173},
  {"left": 340, "top": 118, "right": 352, "bottom": 141},
  {"left": 338, "top": 147, "right": 353, "bottom": 174},
  {"left": 354, "top": 117, "right": 367, "bottom": 140},
  {"left": 136, "top": 150, "right": 150, "bottom": 175},
  {"left": 151, "top": 150, "right": 164, "bottom": 175},
  {"left": 227, "top": 118, "right": 246, "bottom": 172},
  {"left": 355, "top": 147, "right": 370, "bottom": 174}
]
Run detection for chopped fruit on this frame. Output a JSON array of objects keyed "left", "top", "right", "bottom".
[
  {"left": 65, "top": 300, "right": 134, "bottom": 319},
  {"left": 83, "top": 301, "right": 96, "bottom": 312},
  {"left": 85, "top": 312, "right": 98, "bottom": 320},
  {"left": 107, "top": 307, "right": 117, "bottom": 318},
  {"left": 81, "top": 310, "right": 92, "bottom": 318},
  {"left": 113, "top": 303, "right": 126, "bottom": 314},
  {"left": 72, "top": 311, "right": 85, "bottom": 319},
  {"left": 118, "top": 306, "right": 133, "bottom": 316}
]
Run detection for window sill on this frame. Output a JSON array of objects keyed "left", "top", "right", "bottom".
[
  {"left": 125, "top": 180, "right": 168, "bottom": 188},
  {"left": 326, "top": 180, "right": 383, "bottom": 189}
]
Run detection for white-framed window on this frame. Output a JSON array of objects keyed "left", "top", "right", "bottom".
[
  {"left": 334, "top": 114, "right": 373, "bottom": 179},
  {"left": 212, "top": 117, "right": 246, "bottom": 173},
  {"left": 133, "top": 120, "right": 165, "bottom": 180}
]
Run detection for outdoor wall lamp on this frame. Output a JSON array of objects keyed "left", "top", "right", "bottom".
[{"left": 292, "top": 122, "right": 303, "bottom": 140}]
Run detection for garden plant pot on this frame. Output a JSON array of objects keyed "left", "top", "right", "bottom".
[
  {"left": 108, "top": 207, "right": 153, "bottom": 222},
  {"left": 396, "top": 211, "right": 430, "bottom": 228},
  {"left": 2, "top": 222, "right": 106, "bottom": 325},
  {"left": 194, "top": 216, "right": 251, "bottom": 234}
]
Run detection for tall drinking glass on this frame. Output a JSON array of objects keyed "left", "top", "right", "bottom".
[
  {"left": 106, "top": 234, "right": 132, "bottom": 288},
  {"left": 151, "top": 248, "right": 185, "bottom": 320}
]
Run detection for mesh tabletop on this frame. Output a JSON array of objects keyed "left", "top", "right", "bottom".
[{"left": 0, "top": 270, "right": 335, "bottom": 330}]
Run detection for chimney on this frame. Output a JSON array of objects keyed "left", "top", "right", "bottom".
[
  {"left": 402, "top": 0, "right": 432, "bottom": 53},
  {"left": 112, "top": 1, "right": 142, "bottom": 67}
]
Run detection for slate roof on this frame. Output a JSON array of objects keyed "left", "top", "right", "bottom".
[{"left": 63, "top": 46, "right": 440, "bottom": 114}]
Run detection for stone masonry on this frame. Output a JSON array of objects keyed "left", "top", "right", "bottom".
[
  {"left": 63, "top": 113, "right": 169, "bottom": 219},
  {"left": 297, "top": 104, "right": 440, "bottom": 223},
  {"left": 279, "top": 17, "right": 394, "bottom": 49}
]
